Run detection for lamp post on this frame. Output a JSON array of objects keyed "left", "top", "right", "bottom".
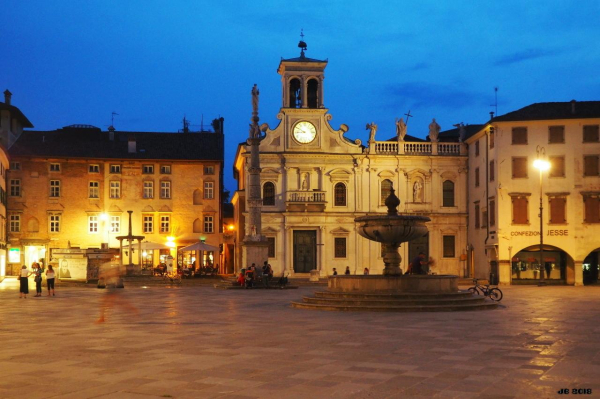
[
  {"left": 533, "top": 146, "right": 550, "bottom": 286},
  {"left": 100, "top": 212, "right": 109, "bottom": 248}
]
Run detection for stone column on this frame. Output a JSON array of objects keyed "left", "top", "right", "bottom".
[
  {"left": 301, "top": 76, "right": 307, "bottom": 108},
  {"left": 319, "top": 76, "right": 324, "bottom": 107},
  {"left": 574, "top": 260, "right": 584, "bottom": 286}
]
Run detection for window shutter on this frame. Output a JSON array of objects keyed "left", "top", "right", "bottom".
[
  {"left": 583, "top": 125, "right": 599, "bottom": 143},
  {"left": 549, "top": 126, "right": 565, "bottom": 143},
  {"left": 550, "top": 197, "right": 566, "bottom": 224},
  {"left": 585, "top": 196, "right": 600, "bottom": 223},
  {"left": 489, "top": 200, "right": 496, "bottom": 226},
  {"left": 512, "top": 157, "right": 528, "bottom": 178},
  {"left": 550, "top": 156, "right": 565, "bottom": 177},
  {"left": 513, "top": 197, "right": 528, "bottom": 224},
  {"left": 475, "top": 204, "right": 480, "bottom": 228},
  {"left": 512, "top": 127, "right": 527, "bottom": 144},
  {"left": 584, "top": 156, "right": 599, "bottom": 176},
  {"left": 489, "top": 161, "right": 495, "bottom": 181}
]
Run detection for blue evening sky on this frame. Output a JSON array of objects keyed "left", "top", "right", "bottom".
[{"left": 2, "top": 1, "right": 599, "bottom": 194}]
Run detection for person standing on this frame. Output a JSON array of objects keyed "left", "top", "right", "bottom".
[
  {"left": 409, "top": 253, "right": 426, "bottom": 275},
  {"left": 46, "top": 265, "right": 56, "bottom": 296},
  {"left": 345, "top": 266, "right": 351, "bottom": 275},
  {"left": 19, "top": 265, "right": 31, "bottom": 299},
  {"left": 32, "top": 263, "right": 43, "bottom": 297},
  {"left": 332, "top": 268, "right": 338, "bottom": 276},
  {"left": 363, "top": 267, "right": 370, "bottom": 275}
]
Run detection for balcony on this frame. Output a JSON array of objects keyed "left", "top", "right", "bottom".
[
  {"left": 371, "top": 141, "right": 466, "bottom": 156},
  {"left": 286, "top": 190, "right": 327, "bottom": 212}
]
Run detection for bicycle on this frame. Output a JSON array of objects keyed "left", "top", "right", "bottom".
[
  {"left": 162, "top": 272, "right": 182, "bottom": 285},
  {"left": 468, "top": 279, "right": 503, "bottom": 301}
]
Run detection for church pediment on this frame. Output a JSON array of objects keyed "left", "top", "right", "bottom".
[
  {"left": 377, "top": 170, "right": 396, "bottom": 178},
  {"left": 328, "top": 168, "right": 352, "bottom": 182},
  {"left": 262, "top": 226, "right": 279, "bottom": 234},
  {"left": 142, "top": 205, "right": 155, "bottom": 212},
  {"left": 330, "top": 227, "right": 351, "bottom": 235}
]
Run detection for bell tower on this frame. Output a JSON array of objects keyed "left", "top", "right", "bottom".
[{"left": 277, "top": 34, "right": 327, "bottom": 109}]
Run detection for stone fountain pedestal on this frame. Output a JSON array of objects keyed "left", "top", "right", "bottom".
[{"left": 328, "top": 275, "right": 459, "bottom": 293}]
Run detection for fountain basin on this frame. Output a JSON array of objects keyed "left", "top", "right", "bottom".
[
  {"left": 355, "top": 214, "right": 430, "bottom": 245},
  {"left": 328, "top": 275, "right": 459, "bottom": 293}
]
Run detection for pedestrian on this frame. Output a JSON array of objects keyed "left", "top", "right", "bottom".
[
  {"left": 364, "top": 267, "right": 369, "bottom": 275},
  {"left": 332, "top": 268, "right": 338, "bottom": 276},
  {"left": 96, "top": 263, "right": 138, "bottom": 324},
  {"left": 409, "top": 253, "right": 426, "bottom": 275},
  {"left": 46, "top": 265, "right": 56, "bottom": 296},
  {"left": 345, "top": 266, "right": 350, "bottom": 275},
  {"left": 19, "top": 265, "right": 31, "bottom": 299},
  {"left": 32, "top": 262, "right": 43, "bottom": 297}
]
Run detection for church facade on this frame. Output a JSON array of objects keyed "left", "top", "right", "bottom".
[{"left": 233, "top": 49, "right": 469, "bottom": 277}]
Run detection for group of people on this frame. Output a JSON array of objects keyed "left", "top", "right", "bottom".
[
  {"left": 237, "top": 261, "right": 274, "bottom": 288},
  {"left": 18, "top": 262, "right": 56, "bottom": 299},
  {"left": 330, "top": 254, "right": 433, "bottom": 276}
]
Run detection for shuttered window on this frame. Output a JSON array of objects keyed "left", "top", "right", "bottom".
[
  {"left": 334, "top": 237, "right": 347, "bottom": 258},
  {"left": 512, "top": 197, "right": 529, "bottom": 224},
  {"left": 475, "top": 168, "right": 480, "bottom": 187},
  {"left": 267, "top": 237, "right": 275, "bottom": 258},
  {"left": 583, "top": 125, "right": 599, "bottom": 143},
  {"left": 512, "top": 157, "right": 528, "bottom": 178},
  {"left": 584, "top": 156, "right": 599, "bottom": 176},
  {"left": 512, "top": 127, "right": 528, "bottom": 144},
  {"left": 549, "top": 156, "right": 565, "bottom": 177},
  {"left": 482, "top": 210, "right": 488, "bottom": 228},
  {"left": 549, "top": 197, "right": 566, "bottom": 224},
  {"left": 474, "top": 203, "right": 480, "bottom": 228},
  {"left": 443, "top": 236, "right": 455, "bottom": 258},
  {"left": 489, "top": 199, "right": 496, "bottom": 226},
  {"left": 490, "top": 128, "right": 495, "bottom": 149},
  {"left": 489, "top": 161, "right": 495, "bottom": 182},
  {"left": 442, "top": 180, "right": 455, "bottom": 207},
  {"left": 475, "top": 140, "right": 480, "bottom": 156},
  {"left": 584, "top": 196, "right": 600, "bottom": 223},
  {"left": 549, "top": 126, "right": 565, "bottom": 144}
]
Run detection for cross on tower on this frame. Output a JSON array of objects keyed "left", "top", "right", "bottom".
[{"left": 404, "top": 110, "right": 413, "bottom": 125}]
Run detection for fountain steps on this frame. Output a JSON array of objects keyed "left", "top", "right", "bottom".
[{"left": 292, "top": 291, "right": 498, "bottom": 312}]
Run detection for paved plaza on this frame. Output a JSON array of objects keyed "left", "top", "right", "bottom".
[{"left": 1, "top": 279, "right": 600, "bottom": 399}]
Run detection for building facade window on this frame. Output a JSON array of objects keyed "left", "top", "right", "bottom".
[
  {"left": 142, "top": 165, "right": 154, "bottom": 174},
  {"left": 49, "top": 163, "right": 61, "bottom": 172},
  {"left": 549, "top": 197, "right": 566, "bottom": 224},
  {"left": 512, "top": 157, "right": 528, "bottom": 178},
  {"left": 10, "top": 179, "right": 20, "bottom": 196},
  {"left": 89, "top": 164, "right": 100, "bottom": 173},
  {"left": 549, "top": 126, "right": 565, "bottom": 144},
  {"left": 584, "top": 155, "right": 599, "bottom": 176},
  {"left": 10, "top": 214, "right": 20, "bottom": 232},
  {"left": 50, "top": 180, "right": 60, "bottom": 197},
  {"left": 160, "top": 215, "right": 170, "bottom": 233},
  {"left": 489, "top": 161, "right": 495, "bottom": 182},
  {"left": 489, "top": 128, "right": 495, "bottom": 149},
  {"left": 263, "top": 182, "right": 275, "bottom": 206},
  {"left": 110, "top": 216, "right": 120, "bottom": 233},
  {"left": 89, "top": 181, "right": 99, "bottom": 198},
  {"left": 161, "top": 181, "right": 171, "bottom": 199},
  {"left": 549, "top": 156, "right": 565, "bottom": 177},
  {"left": 9, "top": 161, "right": 20, "bottom": 170},
  {"left": 474, "top": 203, "right": 480, "bottom": 228},
  {"left": 204, "top": 215, "right": 214, "bottom": 233},
  {"left": 475, "top": 168, "right": 480, "bottom": 187},
  {"left": 512, "top": 197, "right": 529, "bottom": 224},
  {"left": 160, "top": 165, "right": 171, "bottom": 174},
  {"left": 442, "top": 180, "right": 455, "bottom": 207},
  {"left": 204, "top": 166, "right": 215, "bottom": 175},
  {"left": 443, "top": 236, "right": 455, "bottom": 258},
  {"left": 334, "top": 182, "right": 346, "bottom": 206},
  {"left": 49, "top": 214, "right": 61, "bottom": 233},
  {"left": 143, "top": 181, "right": 154, "bottom": 198},
  {"left": 584, "top": 195, "right": 600, "bottom": 223},
  {"left": 482, "top": 209, "right": 488, "bottom": 228},
  {"left": 475, "top": 140, "right": 480, "bottom": 156},
  {"left": 512, "top": 127, "right": 528, "bottom": 144},
  {"left": 204, "top": 182, "right": 214, "bottom": 199},
  {"left": 143, "top": 215, "right": 153, "bottom": 233},
  {"left": 267, "top": 237, "right": 275, "bottom": 258},
  {"left": 110, "top": 164, "right": 121, "bottom": 174},
  {"left": 381, "top": 179, "right": 392, "bottom": 205},
  {"left": 583, "top": 125, "right": 599, "bottom": 143},
  {"left": 89, "top": 216, "right": 98, "bottom": 233},
  {"left": 489, "top": 199, "right": 496, "bottom": 226},
  {"left": 334, "top": 237, "right": 347, "bottom": 258},
  {"left": 110, "top": 181, "right": 121, "bottom": 198}
]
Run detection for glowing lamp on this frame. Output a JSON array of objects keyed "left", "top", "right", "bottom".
[{"left": 533, "top": 159, "right": 550, "bottom": 171}]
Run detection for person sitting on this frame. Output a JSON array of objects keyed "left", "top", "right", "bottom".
[
  {"left": 363, "top": 267, "right": 369, "bottom": 275},
  {"left": 345, "top": 266, "right": 351, "bottom": 275},
  {"left": 262, "top": 262, "right": 273, "bottom": 288},
  {"left": 409, "top": 253, "right": 426, "bottom": 275},
  {"left": 236, "top": 270, "right": 245, "bottom": 286},
  {"left": 245, "top": 266, "right": 254, "bottom": 288}
]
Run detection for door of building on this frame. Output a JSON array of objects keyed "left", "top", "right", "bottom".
[
  {"left": 293, "top": 230, "right": 316, "bottom": 273},
  {"left": 408, "top": 232, "right": 429, "bottom": 268}
]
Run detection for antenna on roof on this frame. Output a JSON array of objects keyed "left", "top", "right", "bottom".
[
  {"left": 111, "top": 112, "right": 119, "bottom": 127},
  {"left": 201, "top": 114, "right": 204, "bottom": 131},
  {"left": 182, "top": 115, "right": 190, "bottom": 134},
  {"left": 490, "top": 87, "right": 498, "bottom": 116}
]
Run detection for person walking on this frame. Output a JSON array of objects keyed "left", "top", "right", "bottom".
[
  {"left": 33, "top": 263, "right": 43, "bottom": 297},
  {"left": 19, "top": 265, "right": 31, "bottom": 299},
  {"left": 46, "top": 265, "right": 56, "bottom": 296}
]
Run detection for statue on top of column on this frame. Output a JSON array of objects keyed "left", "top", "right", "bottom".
[
  {"left": 428, "top": 118, "right": 440, "bottom": 142},
  {"left": 251, "top": 84, "right": 259, "bottom": 114},
  {"left": 395, "top": 117, "right": 407, "bottom": 142},
  {"left": 249, "top": 84, "right": 261, "bottom": 138}
]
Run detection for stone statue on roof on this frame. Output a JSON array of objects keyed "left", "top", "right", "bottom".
[
  {"left": 366, "top": 122, "right": 378, "bottom": 142},
  {"left": 428, "top": 118, "right": 440, "bottom": 142},
  {"left": 396, "top": 118, "right": 407, "bottom": 142},
  {"left": 251, "top": 84, "right": 259, "bottom": 114}
]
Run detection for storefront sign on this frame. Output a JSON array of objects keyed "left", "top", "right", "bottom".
[
  {"left": 511, "top": 230, "right": 568, "bottom": 237},
  {"left": 8, "top": 248, "right": 20, "bottom": 263}
]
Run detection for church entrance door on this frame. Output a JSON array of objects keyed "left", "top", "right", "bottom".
[{"left": 293, "top": 230, "right": 316, "bottom": 273}]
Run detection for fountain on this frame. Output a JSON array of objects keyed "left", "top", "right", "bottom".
[{"left": 292, "top": 189, "right": 497, "bottom": 312}]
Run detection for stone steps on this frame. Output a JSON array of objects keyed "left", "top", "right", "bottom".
[
  {"left": 302, "top": 296, "right": 488, "bottom": 307},
  {"left": 213, "top": 283, "right": 298, "bottom": 290},
  {"left": 291, "top": 301, "right": 498, "bottom": 312},
  {"left": 314, "top": 291, "right": 474, "bottom": 300}
]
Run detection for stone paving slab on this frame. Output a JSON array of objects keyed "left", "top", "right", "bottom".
[{"left": 1, "top": 278, "right": 600, "bottom": 398}]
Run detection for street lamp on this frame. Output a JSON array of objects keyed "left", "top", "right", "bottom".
[
  {"left": 100, "top": 212, "right": 109, "bottom": 248},
  {"left": 533, "top": 146, "right": 550, "bottom": 286}
]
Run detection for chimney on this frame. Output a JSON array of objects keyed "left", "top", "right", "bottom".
[
  {"left": 571, "top": 99, "right": 576, "bottom": 114},
  {"left": 128, "top": 135, "right": 136, "bottom": 153},
  {"left": 489, "top": 111, "right": 494, "bottom": 119},
  {"left": 108, "top": 125, "right": 115, "bottom": 141},
  {"left": 3, "top": 89, "right": 12, "bottom": 105}
]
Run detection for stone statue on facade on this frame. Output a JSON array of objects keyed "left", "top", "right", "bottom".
[
  {"left": 366, "top": 122, "right": 378, "bottom": 142},
  {"left": 458, "top": 122, "right": 466, "bottom": 142},
  {"left": 413, "top": 180, "right": 423, "bottom": 203},
  {"left": 395, "top": 117, "right": 407, "bottom": 142},
  {"left": 428, "top": 118, "right": 440, "bottom": 142},
  {"left": 301, "top": 175, "right": 308, "bottom": 190}
]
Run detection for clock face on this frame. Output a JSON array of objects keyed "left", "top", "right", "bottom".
[{"left": 293, "top": 121, "right": 317, "bottom": 144}]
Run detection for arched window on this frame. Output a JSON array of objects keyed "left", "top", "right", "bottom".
[
  {"left": 193, "top": 189, "right": 202, "bottom": 205},
  {"left": 289, "top": 78, "right": 301, "bottom": 108},
  {"left": 307, "top": 79, "right": 319, "bottom": 108},
  {"left": 263, "top": 182, "right": 275, "bottom": 206},
  {"left": 193, "top": 218, "right": 202, "bottom": 233},
  {"left": 443, "top": 180, "right": 455, "bottom": 207},
  {"left": 381, "top": 179, "right": 393, "bottom": 205},
  {"left": 334, "top": 182, "right": 346, "bottom": 206}
]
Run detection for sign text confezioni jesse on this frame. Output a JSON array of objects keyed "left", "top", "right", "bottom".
[{"left": 510, "top": 230, "right": 569, "bottom": 237}]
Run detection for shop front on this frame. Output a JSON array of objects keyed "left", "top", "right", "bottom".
[{"left": 511, "top": 245, "right": 568, "bottom": 284}]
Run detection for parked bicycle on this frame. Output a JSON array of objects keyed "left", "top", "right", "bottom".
[
  {"left": 468, "top": 279, "right": 503, "bottom": 301},
  {"left": 163, "top": 272, "right": 182, "bottom": 285}
]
